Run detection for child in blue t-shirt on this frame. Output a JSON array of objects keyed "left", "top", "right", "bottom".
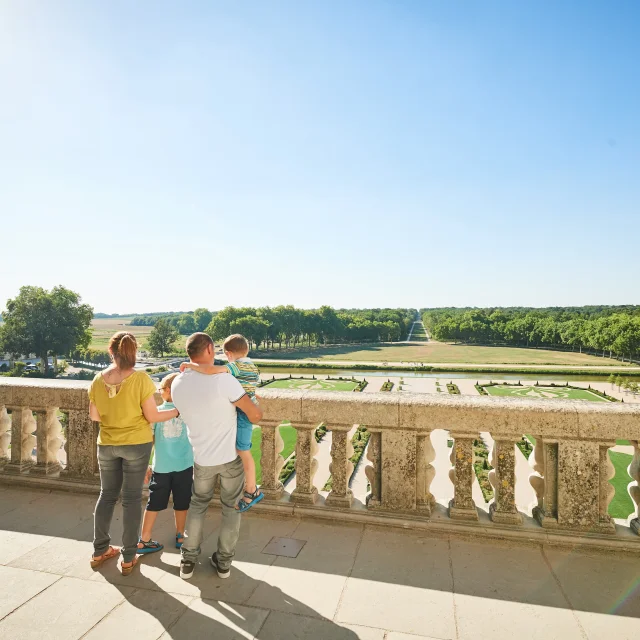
[{"left": 137, "top": 373, "right": 194, "bottom": 553}]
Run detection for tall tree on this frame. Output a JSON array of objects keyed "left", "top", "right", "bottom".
[
  {"left": 0, "top": 286, "right": 93, "bottom": 375},
  {"left": 193, "top": 308, "right": 213, "bottom": 332},
  {"left": 147, "top": 319, "right": 179, "bottom": 357}
]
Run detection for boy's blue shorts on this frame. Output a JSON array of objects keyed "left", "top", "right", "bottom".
[{"left": 236, "top": 408, "right": 253, "bottom": 451}]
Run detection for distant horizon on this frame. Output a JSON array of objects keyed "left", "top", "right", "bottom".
[{"left": 92, "top": 303, "right": 640, "bottom": 318}]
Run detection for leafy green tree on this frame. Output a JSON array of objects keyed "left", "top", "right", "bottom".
[
  {"left": 147, "top": 319, "right": 179, "bottom": 357},
  {"left": 193, "top": 308, "right": 213, "bottom": 332},
  {"left": 177, "top": 314, "right": 197, "bottom": 335},
  {"left": 0, "top": 286, "right": 93, "bottom": 375}
]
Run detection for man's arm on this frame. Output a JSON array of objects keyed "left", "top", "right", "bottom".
[{"left": 234, "top": 395, "right": 263, "bottom": 425}]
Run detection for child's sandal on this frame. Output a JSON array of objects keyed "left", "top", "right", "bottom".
[
  {"left": 136, "top": 539, "right": 164, "bottom": 554},
  {"left": 237, "top": 489, "right": 264, "bottom": 512},
  {"left": 175, "top": 533, "right": 185, "bottom": 549}
]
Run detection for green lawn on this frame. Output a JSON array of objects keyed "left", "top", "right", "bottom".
[
  {"left": 252, "top": 424, "right": 297, "bottom": 484},
  {"left": 263, "top": 378, "right": 360, "bottom": 392},
  {"left": 484, "top": 385, "right": 608, "bottom": 402},
  {"left": 609, "top": 451, "right": 635, "bottom": 519},
  {"left": 254, "top": 341, "right": 630, "bottom": 366}
]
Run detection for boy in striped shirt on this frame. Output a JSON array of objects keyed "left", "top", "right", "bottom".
[{"left": 180, "top": 334, "right": 263, "bottom": 511}]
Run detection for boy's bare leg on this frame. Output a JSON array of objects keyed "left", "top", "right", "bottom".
[
  {"left": 139, "top": 510, "right": 159, "bottom": 546},
  {"left": 237, "top": 449, "right": 257, "bottom": 501},
  {"left": 174, "top": 510, "right": 188, "bottom": 538}
]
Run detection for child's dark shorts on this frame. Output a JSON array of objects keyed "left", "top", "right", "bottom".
[{"left": 147, "top": 466, "right": 193, "bottom": 511}]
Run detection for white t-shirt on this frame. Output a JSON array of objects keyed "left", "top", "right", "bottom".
[{"left": 171, "top": 370, "right": 246, "bottom": 467}]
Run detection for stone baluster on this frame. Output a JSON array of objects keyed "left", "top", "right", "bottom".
[
  {"left": 488, "top": 438, "right": 522, "bottom": 525},
  {"left": 5, "top": 408, "right": 36, "bottom": 474},
  {"left": 0, "top": 406, "right": 11, "bottom": 465},
  {"left": 365, "top": 430, "right": 381, "bottom": 507},
  {"left": 32, "top": 408, "right": 63, "bottom": 476},
  {"left": 598, "top": 442, "right": 616, "bottom": 531},
  {"left": 326, "top": 425, "right": 354, "bottom": 508},
  {"left": 259, "top": 422, "right": 285, "bottom": 500},
  {"left": 629, "top": 441, "right": 640, "bottom": 536},
  {"left": 416, "top": 430, "right": 436, "bottom": 515},
  {"left": 448, "top": 433, "right": 478, "bottom": 521},
  {"left": 531, "top": 437, "right": 558, "bottom": 526},
  {"left": 291, "top": 423, "right": 319, "bottom": 504},
  {"left": 62, "top": 409, "right": 97, "bottom": 479},
  {"left": 529, "top": 435, "right": 545, "bottom": 516}
]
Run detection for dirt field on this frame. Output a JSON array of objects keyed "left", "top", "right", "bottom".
[{"left": 90, "top": 317, "right": 154, "bottom": 350}]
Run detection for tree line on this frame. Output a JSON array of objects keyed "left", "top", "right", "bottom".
[
  {"left": 130, "top": 308, "right": 214, "bottom": 334},
  {"left": 422, "top": 307, "right": 640, "bottom": 362},
  {"left": 205, "top": 306, "right": 417, "bottom": 350}
]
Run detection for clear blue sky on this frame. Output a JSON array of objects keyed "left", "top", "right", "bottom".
[{"left": 1, "top": 1, "right": 638, "bottom": 314}]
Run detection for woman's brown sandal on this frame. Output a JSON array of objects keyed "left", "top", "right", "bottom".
[
  {"left": 120, "top": 556, "right": 139, "bottom": 576},
  {"left": 90, "top": 546, "right": 120, "bottom": 569}
]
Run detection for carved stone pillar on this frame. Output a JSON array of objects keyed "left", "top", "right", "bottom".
[
  {"left": 5, "top": 408, "right": 35, "bottom": 474},
  {"left": 62, "top": 409, "right": 97, "bottom": 479},
  {"left": 629, "top": 441, "right": 640, "bottom": 536},
  {"left": 259, "top": 423, "right": 285, "bottom": 500},
  {"left": 365, "top": 430, "right": 381, "bottom": 507},
  {"left": 325, "top": 426, "right": 354, "bottom": 508},
  {"left": 0, "top": 406, "right": 11, "bottom": 465},
  {"left": 416, "top": 431, "right": 436, "bottom": 515},
  {"left": 32, "top": 409, "right": 62, "bottom": 476},
  {"left": 488, "top": 439, "right": 522, "bottom": 525},
  {"left": 291, "top": 424, "right": 319, "bottom": 505},
  {"left": 598, "top": 442, "right": 616, "bottom": 532},
  {"left": 531, "top": 436, "right": 555, "bottom": 526},
  {"left": 534, "top": 438, "right": 614, "bottom": 534},
  {"left": 448, "top": 434, "right": 478, "bottom": 521}
]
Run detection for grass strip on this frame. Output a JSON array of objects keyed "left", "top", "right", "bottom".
[{"left": 472, "top": 437, "right": 493, "bottom": 503}]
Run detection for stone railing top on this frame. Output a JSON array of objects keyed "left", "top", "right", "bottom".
[
  {"left": 1, "top": 378, "right": 639, "bottom": 440},
  {"left": 255, "top": 388, "right": 640, "bottom": 440}
]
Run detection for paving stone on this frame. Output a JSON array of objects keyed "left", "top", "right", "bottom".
[
  {"left": 0, "top": 576, "right": 132, "bottom": 640},
  {"left": 246, "top": 520, "right": 361, "bottom": 619},
  {"left": 450, "top": 539, "right": 583, "bottom": 639},
  {"left": 83, "top": 590, "right": 192, "bottom": 640},
  {"left": 0, "top": 529, "right": 52, "bottom": 565},
  {"left": 545, "top": 547, "right": 640, "bottom": 639},
  {"left": 10, "top": 534, "right": 93, "bottom": 575},
  {"left": 257, "top": 611, "right": 384, "bottom": 639},
  {"left": 387, "top": 634, "right": 453, "bottom": 640},
  {"left": 0, "top": 565, "right": 60, "bottom": 621},
  {"left": 335, "top": 528, "right": 455, "bottom": 638},
  {"left": 160, "top": 597, "right": 268, "bottom": 639}
]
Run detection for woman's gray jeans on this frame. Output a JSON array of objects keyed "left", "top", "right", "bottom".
[{"left": 94, "top": 442, "right": 153, "bottom": 563}]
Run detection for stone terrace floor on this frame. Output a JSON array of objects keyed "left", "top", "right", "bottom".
[{"left": 3, "top": 486, "right": 640, "bottom": 639}]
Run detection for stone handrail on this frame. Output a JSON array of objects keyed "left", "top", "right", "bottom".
[{"left": 2, "top": 378, "right": 640, "bottom": 545}]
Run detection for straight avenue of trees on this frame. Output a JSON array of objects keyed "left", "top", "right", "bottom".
[
  {"left": 205, "top": 306, "right": 416, "bottom": 349},
  {"left": 422, "top": 307, "right": 640, "bottom": 362}
]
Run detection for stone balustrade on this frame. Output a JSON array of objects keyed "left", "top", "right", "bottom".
[{"left": 2, "top": 378, "right": 640, "bottom": 549}]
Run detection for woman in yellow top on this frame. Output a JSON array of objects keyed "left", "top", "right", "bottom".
[{"left": 88, "top": 331, "right": 178, "bottom": 575}]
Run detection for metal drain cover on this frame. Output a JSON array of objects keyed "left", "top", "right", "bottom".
[{"left": 262, "top": 536, "right": 306, "bottom": 558}]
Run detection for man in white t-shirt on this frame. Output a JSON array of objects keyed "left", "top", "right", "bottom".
[{"left": 172, "top": 332, "right": 263, "bottom": 580}]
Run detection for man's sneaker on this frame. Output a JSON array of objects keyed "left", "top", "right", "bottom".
[
  {"left": 180, "top": 559, "right": 195, "bottom": 580},
  {"left": 210, "top": 553, "right": 230, "bottom": 579}
]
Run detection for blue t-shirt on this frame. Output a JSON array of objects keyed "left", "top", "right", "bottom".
[{"left": 152, "top": 401, "right": 194, "bottom": 473}]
